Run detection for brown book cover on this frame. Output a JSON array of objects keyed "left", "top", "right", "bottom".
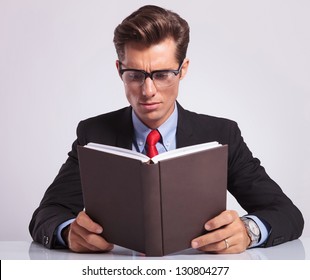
[{"left": 77, "top": 143, "right": 228, "bottom": 256}]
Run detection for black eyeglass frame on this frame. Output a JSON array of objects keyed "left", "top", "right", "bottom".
[{"left": 118, "top": 61, "right": 184, "bottom": 84}]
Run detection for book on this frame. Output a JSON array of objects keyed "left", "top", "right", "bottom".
[{"left": 77, "top": 142, "right": 228, "bottom": 256}]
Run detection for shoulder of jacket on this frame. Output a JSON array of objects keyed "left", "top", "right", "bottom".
[
  {"left": 78, "top": 106, "right": 131, "bottom": 128},
  {"left": 179, "top": 104, "right": 238, "bottom": 128}
]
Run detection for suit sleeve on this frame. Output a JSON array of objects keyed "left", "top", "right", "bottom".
[
  {"left": 29, "top": 124, "right": 85, "bottom": 249},
  {"left": 227, "top": 122, "right": 304, "bottom": 247}
]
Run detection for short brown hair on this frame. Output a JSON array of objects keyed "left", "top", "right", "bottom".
[{"left": 113, "top": 5, "right": 190, "bottom": 63}]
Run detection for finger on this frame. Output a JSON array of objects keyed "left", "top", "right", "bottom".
[
  {"left": 192, "top": 226, "right": 229, "bottom": 249},
  {"left": 75, "top": 211, "right": 103, "bottom": 234},
  {"left": 205, "top": 210, "right": 239, "bottom": 231},
  {"left": 197, "top": 236, "right": 234, "bottom": 253},
  {"left": 72, "top": 235, "right": 113, "bottom": 252},
  {"left": 194, "top": 224, "right": 249, "bottom": 254},
  {"left": 192, "top": 213, "right": 248, "bottom": 253},
  {"left": 69, "top": 222, "right": 113, "bottom": 253},
  {"left": 198, "top": 237, "right": 247, "bottom": 254},
  {"left": 68, "top": 226, "right": 97, "bottom": 252}
]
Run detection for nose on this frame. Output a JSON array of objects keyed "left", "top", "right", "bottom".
[{"left": 142, "top": 77, "right": 157, "bottom": 97}]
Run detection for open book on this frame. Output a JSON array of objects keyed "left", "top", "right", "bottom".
[
  {"left": 85, "top": 141, "right": 221, "bottom": 163},
  {"left": 78, "top": 142, "right": 228, "bottom": 256}
]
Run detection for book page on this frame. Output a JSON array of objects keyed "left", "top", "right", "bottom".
[
  {"left": 151, "top": 141, "right": 220, "bottom": 163},
  {"left": 85, "top": 143, "right": 150, "bottom": 162},
  {"left": 84, "top": 141, "right": 221, "bottom": 163}
]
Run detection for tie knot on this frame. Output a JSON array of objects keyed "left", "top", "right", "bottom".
[
  {"left": 146, "top": 130, "right": 161, "bottom": 146},
  {"left": 146, "top": 130, "right": 161, "bottom": 158}
]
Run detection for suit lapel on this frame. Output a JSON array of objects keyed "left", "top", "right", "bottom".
[
  {"left": 115, "top": 107, "right": 134, "bottom": 150},
  {"left": 176, "top": 102, "right": 199, "bottom": 148}
]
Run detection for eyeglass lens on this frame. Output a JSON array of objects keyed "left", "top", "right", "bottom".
[{"left": 122, "top": 70, "right": 178, "bottom": 87}]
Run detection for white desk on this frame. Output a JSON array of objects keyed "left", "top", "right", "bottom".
[{"left": 1, "top": 237, "right": 309, "bottom": 260}]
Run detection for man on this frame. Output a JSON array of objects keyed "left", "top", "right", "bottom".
[{"left": 29, "top": 5, "right": 304, "bottom": 254}]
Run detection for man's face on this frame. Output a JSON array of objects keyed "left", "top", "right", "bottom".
[{"left": 117, "top": 38, "right": 189, "bottom": 129}]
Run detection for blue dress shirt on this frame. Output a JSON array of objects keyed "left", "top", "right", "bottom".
[{"left": 131, "top": 105, "right": 178, "bottom": 154}]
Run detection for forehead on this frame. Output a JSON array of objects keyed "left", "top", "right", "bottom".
[{"left": 122, "top": 38, "right": 178, "bottom": 68}]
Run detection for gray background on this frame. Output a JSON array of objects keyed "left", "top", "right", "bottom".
[{"left": 1, "top": 0, "right": 309, "bottom": 242}]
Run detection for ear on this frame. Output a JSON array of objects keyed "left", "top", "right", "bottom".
[
  {"left": 116, "top": 60, "right": 122, "bottom": 78},
  {"left": 179, "top": 58, "right": 189, "bottom": 80}
]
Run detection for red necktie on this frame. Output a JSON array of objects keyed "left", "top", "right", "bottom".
[{"left": 146, "top": 130, "right": 161, "bottom": 158}]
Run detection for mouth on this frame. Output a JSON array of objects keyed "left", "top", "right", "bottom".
[{"left": 139, "top": 102, "right": 161, "bottom": 111}]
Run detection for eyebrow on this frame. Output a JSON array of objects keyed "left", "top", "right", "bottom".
[{"left": 118, "top": 61, "right": 181, "bottom": 72}]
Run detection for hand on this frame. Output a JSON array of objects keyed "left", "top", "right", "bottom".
[
  {"left": 63, "top": 211, "right": 114, "bottom": 253},
  {"left": 191, "top": 210, "right": 250, "bottom": 254}
]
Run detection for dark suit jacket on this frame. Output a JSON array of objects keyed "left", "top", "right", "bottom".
[{"left": 29, "top": 103, "right": 304, "bottom": 249}]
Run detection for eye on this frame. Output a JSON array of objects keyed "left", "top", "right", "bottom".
[
  {"left": 153, "top": 71, "right": 171, "bottom": 80},
  {"left": 126, "top": 71, "right": 144, "bottom": 82}
]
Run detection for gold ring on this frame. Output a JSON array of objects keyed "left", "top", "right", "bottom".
[{"left": 224, "top": 239, "right": 229, "bottom": 249}]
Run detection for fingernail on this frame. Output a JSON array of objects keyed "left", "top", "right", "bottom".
[
  {"left": 205, "top": 223, "right": 211, "bottom": 231},
  {"left": 96, "top": 227, "right": 103, "bottom": 234},
  {"left": 192, "top": 241, "right": 199, "bottom": 248}
]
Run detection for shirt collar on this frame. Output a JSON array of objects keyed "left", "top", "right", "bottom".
[{"left": 132, "top": 104, "right": 178, "bottom": 153}]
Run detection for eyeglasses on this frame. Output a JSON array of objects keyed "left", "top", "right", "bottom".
[{"left": 118, "top": 61, "right": 183, "bottom": 88}]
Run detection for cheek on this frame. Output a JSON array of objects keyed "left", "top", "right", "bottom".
[
  {"left": 124, "top": 88, "right": 138, "bottom": 103},
  {"left": 164, "top": 85, "right": 179, "bottom": 102}
]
